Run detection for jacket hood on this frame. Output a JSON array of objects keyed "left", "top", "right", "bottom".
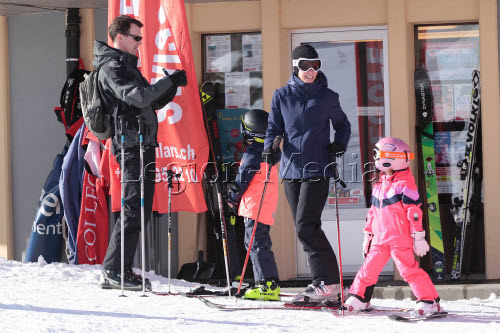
[
  {"left": 93, "top": 40, "right": 138, "bottom": 68},
  {"left": 287, "top": 71, "right": 328, "bottom": 99}
]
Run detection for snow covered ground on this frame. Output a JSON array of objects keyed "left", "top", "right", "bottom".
[{"left": 1, "top": 257, "right": 499, "bottom": 333}]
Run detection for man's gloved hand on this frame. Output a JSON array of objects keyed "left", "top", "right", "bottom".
[
  {"left": 412, "top": 231, "right": 430, "bottom": 257},
  {"left": 362, "top": 232, "right": 373, "bottom": 258},
  {"left": 262, "top": 146, "right": 281, "bottom": 166},
  {"left": 329, "top": 142, "right": 346, "bottom": 158},
  {"left": 227, "top": 197, "right": 240, "bottom": 216},
  {"left": 169, "top": 69, "right": 188, "bottom": 87}
]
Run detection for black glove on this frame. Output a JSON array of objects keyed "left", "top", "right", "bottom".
[
  {"left": 262, "top": 146, "right": 281, "bottom": 166},
  {"left": 227, "top": 196, "right": 240, "bottom": 216},
  {"left": 168, "top": 69, "right": 188, "bottom": 87},
  {"left": 329, "top": 142, "right": 346, "bottom": 158}
]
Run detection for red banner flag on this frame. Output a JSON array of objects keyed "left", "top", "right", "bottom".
[{"left": 107, "top": 0, "right": 208, "bottom": 213}]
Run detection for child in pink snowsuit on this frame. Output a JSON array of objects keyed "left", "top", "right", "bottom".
[{"left": 345, "top": 137, "right": 443, "bottom": 316}]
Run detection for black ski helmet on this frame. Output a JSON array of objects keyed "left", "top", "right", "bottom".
[{"left": 241, "top": 109, "right": 269, "bottom": 144}]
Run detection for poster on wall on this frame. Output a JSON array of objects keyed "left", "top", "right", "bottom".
[
  {"left": 206, "top": 35, "right": 231, "bottom": 73},
  {"left": 225, "top": 72, "right": 250, "bottom": 108},
  {"left": 431, "top": 84, "right": 454, "bottom": 122},
  {"left": 434, "top": 131, "right": 466, "bottom": 194},
  {"left": 217, "top": 109, "right": 247, "bottom": 163},
  {"left": 242, "top": 34, "right": 262, "bottom": 72},
  {"left": 454, "top": 83, "right": 472, "bottom": 121},
  {"left": 425, "top": 41, "right": 479, "bottom": 81}
]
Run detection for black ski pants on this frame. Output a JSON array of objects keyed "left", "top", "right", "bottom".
[
  {"left": 102, "top": 145, "right": 156, "bottom": 273},
  {"left": 284, "top": 178, "right": 340, "bottom": 286}
]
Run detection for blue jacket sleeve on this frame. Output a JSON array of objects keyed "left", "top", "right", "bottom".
[
  {"left": 330, "top": 94, "right": 351, "bottom": 149},
  {"left": 264, "top": 90, "right": 285, "bottom": 149}
]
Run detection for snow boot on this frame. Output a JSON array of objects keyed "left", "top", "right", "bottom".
[
  {"left": 345, "top": 295, "right": 371, "bottom": 312},
  {"left": 411, "top": 298, "right": 443, "bottom": 317},
  {"left": 125, "top": 268, "right": 151, "bottom": 290},
  {"left": 292, "top": 283, "right": 341, "bottom": 303},
  {"left": 244, "top": 281, "right": 281, "bottom": 301},
  {"left": 99, "top": 268, "right": 142, "bottom": 291}
]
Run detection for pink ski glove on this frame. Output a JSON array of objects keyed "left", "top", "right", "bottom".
[
  {"left": 362, "top": 232, "right": 373, "bottom": 258},
  {"left": 412, "top": 231, "right": 429, "bottom": 257}
]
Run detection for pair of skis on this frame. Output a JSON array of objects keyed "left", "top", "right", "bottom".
[
  {"left": 197, "top": 296, "right": 449, "bottom": 321},
  {"left": 414, "top": 69, "right": 481, "bottom": 281}
]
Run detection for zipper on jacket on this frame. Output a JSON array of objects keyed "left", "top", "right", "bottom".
[
  {"left": 395, "top": 214, "right": 404, "bottom": 235},
  {"left": 300, "top": 86, "right": 307, "bottom": 179}
]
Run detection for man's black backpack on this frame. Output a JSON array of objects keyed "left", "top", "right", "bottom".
[
  {"left": 54, "top": 67, "right": 90, "bottom": 131},
  {"left": 79, "top": 63, "right": 112, "bottom": 140}
]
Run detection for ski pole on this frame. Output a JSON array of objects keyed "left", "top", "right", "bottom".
[
  {"left": 137, "top": 115, "right": 147, "bottom": 297},
  {"left": 333, "top": 157, "right": 347, "bottom": 315},
  {"left": 166, "top": 169, "right": 181, "bottom": 294},
  {"left": 237, "top": 136, "right": 282, "bottom": 296},
  {"left": 118, "top": 115, "right": 126, "bottom": 297}
]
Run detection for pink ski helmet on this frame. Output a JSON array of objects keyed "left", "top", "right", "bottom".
[{"left": 374, "top": 137, "right": 414, "bottom": 172}]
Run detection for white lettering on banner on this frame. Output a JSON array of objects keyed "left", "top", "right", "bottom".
[
  {"left": 120, "top": 0, "right": 141, "bottom": 16},
  {"left": 83, "top": 174, "right": 98, "bottom": 262},
  {"left": 155, "top": 163, "right": 199, "bottom": 185},
  {"left": 32, "top": 218, "right": 63, "bottom": 235},
  {"left": 156, "top": 142, "right": 196, "bottom": 160},
  {"left": 39, "top": 191, "right": 60, "bottom": 217},
  {"left": 157, "top": 102, "right": 182, "bottom": 124},
  {"left": 155, "top": 29, "right": 172, "bottom": 51},
  {"left": 154, "top": 6, "right": 184, "bottom": 125}
]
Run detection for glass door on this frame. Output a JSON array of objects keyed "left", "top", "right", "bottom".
[{"left": 291, "top": 27, "right": 392, "bottom": 277}]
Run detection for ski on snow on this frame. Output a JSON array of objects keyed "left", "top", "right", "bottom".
[
  {"left": 414, "top": 67, "right": 446, "bottom": 281},
  {"left": 388, "top": 311, "right": 449, "bottom": 322},
  {"left": 196, "top": 296, "right": 343, "bottom": 311}
]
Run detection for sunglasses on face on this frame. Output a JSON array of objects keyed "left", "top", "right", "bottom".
[
  {"left": 123, "top": 33, "right": 143, "bottom": 42},
  {"left": 292, "top": 58, "right": 322, "bottom": 72}
]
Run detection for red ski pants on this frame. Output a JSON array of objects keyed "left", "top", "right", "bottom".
[{"left": 349, "top": 244, "right": 439, "bottom": 301}]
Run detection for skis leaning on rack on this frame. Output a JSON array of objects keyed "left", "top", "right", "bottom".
[
  {"left": 450, "top": 70, "right": 481, "bottom": 280},
  {"left": 200, "top": 81, "right": 241, "bottom": 290},
  {"left": 414, "top": 68, "right": 446, "bottom": 281}
]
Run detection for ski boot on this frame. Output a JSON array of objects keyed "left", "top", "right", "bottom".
[
  {"left": 345, "top": 295, "right": 371, "bottom": 312},
  {"left": 99, "top": 269, "right": 142, "bottom": 291},
  {"left": 125, "top": 268, "right": 152, "bottom": 290},
  {"left": 411, "top": 298, "right": 443, "bottom": 317},
  {"left": 243, "top": 280, "right": 281, "bottom": 301},
  {"left": 292, "top": 282, "right": 341, "bottom": 304}
]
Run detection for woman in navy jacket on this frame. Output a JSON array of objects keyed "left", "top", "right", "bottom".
[{"left": 264, "top": 44, "right": 351, "bottom": 303}]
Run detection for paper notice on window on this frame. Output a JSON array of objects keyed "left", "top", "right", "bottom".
[
  {"left": 242, "top": 34, "right": 262, "bottom": 72},
  {"left": 431, "top": 84, "right": 454, "bottom": 122},
  {"left": 206, "top": 35, "right": 231, "bottom": 73},
  {"left": 454, "top": 83, "right": 472, "bottom": 121},
  {"left": 225, "top": 72, "right": 250, "bottom": 109}
]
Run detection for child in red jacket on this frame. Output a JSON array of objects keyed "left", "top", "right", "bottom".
[{"left": 345, "top": 137, "right": 443, "bottom": 317}]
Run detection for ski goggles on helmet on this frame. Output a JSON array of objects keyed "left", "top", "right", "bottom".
[
  {"left": 373, "top": 149, "right": 415, "bottom": 161},
  {"left": 292, "top": 58, "right": 322, "bottom": 72},
  {"left": 240, "top": 122, "right": 266, "bottom": 143}
]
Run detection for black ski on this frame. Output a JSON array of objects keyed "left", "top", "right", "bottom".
[
  {"left": 388, "top": 311, "right": 449, "bottom": 321},
  {"left": 450, "top": 70, "right": 481, "bottom": 280},
  {"left": 414, "top": 67, "right": 445, "bottom": 281},
  {"left": 200, "top": 82, "right": 241, "bottom": 287}
]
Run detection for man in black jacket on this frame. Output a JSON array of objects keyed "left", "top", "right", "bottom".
[{"left": 97, "top": 15, "right": 187, "bottom": 290}]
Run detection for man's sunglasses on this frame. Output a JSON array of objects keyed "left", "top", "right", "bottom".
[
  {"left": 123, "top": 33, "right": 143, "bottom": 42},
  {"left": 292, "top": 58, "right": 322, "bottom": 72}
]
